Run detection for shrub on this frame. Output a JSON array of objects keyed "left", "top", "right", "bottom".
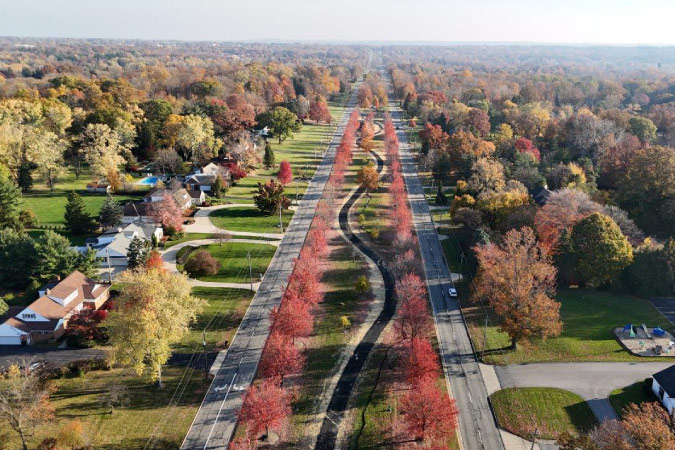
[
  {"left": 355, "top": 275, "right": 370, "bottom": 293},
  {"left": 184, "top": 250, "right": 221, "bottom": 276}
]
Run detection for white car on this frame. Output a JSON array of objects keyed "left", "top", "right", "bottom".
[{"left": 448, "top": 287, "right": 457, "bottom": 297}]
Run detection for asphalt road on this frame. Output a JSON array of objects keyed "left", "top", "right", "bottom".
[
  {"left": 391, "top": 100, "right": 506, "bottom": 450},
  {"left": 180, "top": 85, "right": 360, "bottom": 450},
  {"left": 649, "top": 297, "right": 675, "bottom": 325},
  {"left": 495, "top": 362, "right": 672, "bottom": 422},
  {"left": 314, "top": 150, "right": 394, "bottom": 450}
]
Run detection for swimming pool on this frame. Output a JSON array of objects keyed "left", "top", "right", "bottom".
[{"left": 136, "top": 176, "right": 159, "bottom": 186}]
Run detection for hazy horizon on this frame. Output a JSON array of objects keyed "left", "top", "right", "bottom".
[{"left": 1, "top": 0, "right": 675, "bottom": 46}]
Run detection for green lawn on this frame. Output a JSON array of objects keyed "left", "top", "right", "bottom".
[
  {"left": 185, "top": 242, "right": 276, "bottom": 283},
  {"left": 174, "top": 287, "right": 254, "bottom": 353},
  {"left": 222, "top": 104, "right": 344, "bottom": 205},
  {"left": 209, "top": 206, "right": 293, "bottom": 233},
  {"left": 609, "top": 380, "right": 658, "bottom": 418},
  {"left": 465, "top": 289, "right": 674, "bottom": 364},
  {"left": 22, "top": 169, "right": 148, "bottom": 227},
  {"left": 491, "top": 387, "right": 598, "bottom": 440}
]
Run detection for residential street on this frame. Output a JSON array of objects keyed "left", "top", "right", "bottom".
[
  {"left": 392, "top": 99, "right": 506, "bottom": 450},
  {"left": 180, "top": 84, "right": 360, "bottom": 450}
]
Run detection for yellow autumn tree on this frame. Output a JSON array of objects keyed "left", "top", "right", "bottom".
[{"left": 106, "top": 269, "right": 204, "bottom": 387}]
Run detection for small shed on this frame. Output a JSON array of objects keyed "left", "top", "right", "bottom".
[{"left": 652, "top": 365, "right": 675, "bottom": 414}]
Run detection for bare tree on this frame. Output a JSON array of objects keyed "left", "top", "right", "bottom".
[{"left": 0, "top": 364, "right": 55, "bottom": 450}]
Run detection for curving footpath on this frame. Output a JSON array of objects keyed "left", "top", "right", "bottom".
[
  {"left": 315, "top": 150, "right": 397, "bottom": 450},
  {"left": 180, "top": 84, "right": 361, "bottom": 450}
]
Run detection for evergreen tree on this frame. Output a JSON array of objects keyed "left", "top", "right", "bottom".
[
  {"left": 32, "top": 231, "right": 98, "bottom": 283},
  {"left": 127, "top": 236, "right": 150, "bottom": 269},
  {"left": 263, "top": 142, "right": 275, "bottom": 168},
  {"left": 99, "top": 195, "right": 123, "bottom": 229},
  {"left": 0, "top": 229, "right": 35, "bottom": 288},
  {"left": 17, "top": 162, "right": 34, "bottom": 192},
  {"left": 64, "top": 191, "right": 93, "bottom": 234},
  {"left": 0, "top": 176, "right": 23, "bottom": 230},
  {"left": 211, "top": 175, "right": 228, "bottom": 199}
]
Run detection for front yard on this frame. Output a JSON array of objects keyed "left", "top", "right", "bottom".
[{"left": 491, "top": 387, "right": 597, "bottom": 440}]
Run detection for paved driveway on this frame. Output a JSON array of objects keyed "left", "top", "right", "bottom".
[
  {"left": 495, "top": 362, "right": 672, "bottom": 421},
  {"left": 0, "top": 346, "right": 106, "bottom": 370}
]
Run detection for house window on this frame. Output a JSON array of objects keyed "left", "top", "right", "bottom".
[
  {"left": 22, "top": 313, "right": 36, "bottom": 320},
  {"left": 660, "top": 386, "right": 666, "bottom": 400}
]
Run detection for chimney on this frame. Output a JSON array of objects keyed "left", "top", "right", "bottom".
[{"left": 46, "top": 288, "right": 50, "bottom": 295}]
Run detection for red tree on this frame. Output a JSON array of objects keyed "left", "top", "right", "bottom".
[
  {"left": 286, "top": 259, "right": 322, "bottom": 306},
  {"left": 146, "top": 250, "right": 165, "bottom": 270},
  {"left": 419, "top": 123, "right": 449, "bottom": 151},
  {"left": 228, "top": 164, "right": 247, "bottom": 182},
  {"left": 237, "top": 379, "right": 291, "bottom": 440},
  {"left": 309, "top": 97, "right": 332, "bottom": 124},
  {"left": 402, "top": 337, "right": 440, "bottom": 385},
  {"left": 259, "top": 331, "right": 306, "bottom": 385},
  {"left": 277, "top": 161, "right": 293, "bottom": 186},
  {"left": 394, "top": 295, "right": 432, "bottom": 342},
  {"left": 395, "top": 273, "right": 426, "bottom": 303},
  {"left": 515, "top": 137, "right": 541, "bottom": 162},
  {"left": 400, "top": 380, "right": 458, "bottom": 442},
  {"left": 270, "top": 293, "right": 313, "bottom": 340}
]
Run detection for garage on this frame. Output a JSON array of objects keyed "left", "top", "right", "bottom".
[{"left": 0, "top": 323, "right": 28, "bottom": 345}]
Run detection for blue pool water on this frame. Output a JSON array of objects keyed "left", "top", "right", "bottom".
[{"left": 137, "top": 176, "right": 159, "bottom": 186}]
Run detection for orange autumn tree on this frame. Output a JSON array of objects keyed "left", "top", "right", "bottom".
[{"left": 472, "top": 227, "right": 561, "bottom": 349}]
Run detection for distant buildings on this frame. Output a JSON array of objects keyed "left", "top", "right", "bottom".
[{"left": 0, "top": 271, "right": 110, "bottom": 345}]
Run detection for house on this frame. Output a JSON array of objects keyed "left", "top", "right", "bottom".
[
  {"left": 0, "top": 271, "right": 110, "bottom": 345},
  {"left": 87, "top": 222, "right": 163, "bottom": 267},
  {"left": 198, "top": 162, "right": 220, "bottom": 176},
  {"left": 531, "top": 186, "right": 553, "bottom": 206},
  {"left": 144, "top": 188, "right": 192, "bottom": 211},
  {"left": 184, "top": 173, "right": 218, "bottom": 193},
  {"left": 122, "top": 201, "right": 155, "bottom": 224},
  {"left": 187, "top": 188, "right": 206, "bottom": 206},
  {"left": 652, "top": 365, "right": 675, "bottom": 414},
  {"left": 86, "top": 182, "right": 111, "bottom": 194}
]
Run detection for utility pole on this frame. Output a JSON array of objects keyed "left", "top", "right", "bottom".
[
  {"left": 278, "top": 200, "right": 284, "bottom": 232},
  {"left": 482, "top": 314, "right": 489, "bottom": 361},
  {"left": 247, "top": 252, "right": 253, "bottom": 292},
  {"left": 106, "top": 248, "right": 112, "bottom": 284},
  {"left": 202, "top": 330, "right": 208, "bottom": 380}
]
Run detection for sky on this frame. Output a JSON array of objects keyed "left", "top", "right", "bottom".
[{"left": 1, "top": 0, "right": 675, "bottom": 45}]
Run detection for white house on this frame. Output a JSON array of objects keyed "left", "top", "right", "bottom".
[
  {"left": 87, "top": 222, "right": 163, "bottom": 267},
  {"left": 652, "top": 365, "right": 675, "bottom": 414},
  {"left": 0, "top": 271, "right": 110, "bottom": 345}
]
